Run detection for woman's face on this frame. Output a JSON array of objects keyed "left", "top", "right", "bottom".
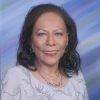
[{"left": 32, "top": 12, "right": 68, "bottom": 67}]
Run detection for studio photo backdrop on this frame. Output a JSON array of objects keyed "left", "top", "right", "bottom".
[{"left": 0, "top": 0, "right": 100, "bottom": 100}]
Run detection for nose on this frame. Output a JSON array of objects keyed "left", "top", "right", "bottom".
[{"left": 46, "top": 34, "right": 56, "bottom": 46}]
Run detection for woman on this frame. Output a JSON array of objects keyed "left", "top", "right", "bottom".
[{"left": 1, "top": 4, "right": 89, "bottom": 100}]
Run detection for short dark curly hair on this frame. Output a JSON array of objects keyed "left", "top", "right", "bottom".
[{"left": 17, "top": 3, "right": 81, "bottom": 77}]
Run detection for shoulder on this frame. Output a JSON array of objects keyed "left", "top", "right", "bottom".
[
  {"left": 72, "top": 71, "right": 89, "bottom": 99},
  {"left": 71, "top": 70, "right": 86, "bottom": 83},
  {"left": 1, "top": 65, "right": 30, "bottom": 92},
  {"left": 69, "top": 70, "right": 87, "bottom": 91},
  {"left": 3, "top": 65, "right": 30, "bottom": 80},
  {"left": 70, "top": 70, "right": 88, "bottom": 93}
]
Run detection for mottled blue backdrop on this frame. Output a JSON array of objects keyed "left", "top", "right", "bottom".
[{"left": 0, "top": 0, "right": 100, "bottom": 100}]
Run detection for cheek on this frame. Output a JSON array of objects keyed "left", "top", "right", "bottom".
[
  {"left": 32, "top": 39, "right": 44, "bottom": 52},
  {"left": 59, "top": 38, "right": 68, "bottom": 50},
  {"left": 59, "top": 40, "right": 68, "bottom": 58}
]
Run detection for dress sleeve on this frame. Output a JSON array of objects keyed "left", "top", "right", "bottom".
[
  {"left": 78, "top": 71, "right": 89, "bottom": 100},
  {"left": 1, "top": 67, "right": 21, "bottom": 100}
]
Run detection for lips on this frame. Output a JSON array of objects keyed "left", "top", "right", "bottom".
[{"left": 43, "top": 50, "right": 58, "bottom": 56}]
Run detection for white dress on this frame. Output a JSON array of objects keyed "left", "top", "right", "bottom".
[{"left": 1, "top": 65, "right": 89, "bottom": 100}]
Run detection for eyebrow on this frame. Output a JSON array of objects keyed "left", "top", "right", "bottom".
[
  {"left": 35, "top": 28, "right": 64, "bottom": 33},
  {"left": 36, "top": 29, "right": 48, "bottom": 33}
]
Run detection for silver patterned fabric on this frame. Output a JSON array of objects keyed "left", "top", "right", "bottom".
[{"left": 1, "top": 65, "right": 89, "bottom": 100}]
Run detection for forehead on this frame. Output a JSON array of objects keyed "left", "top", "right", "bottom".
[{"left": 33, "top": 12, "right": 66, "bottom": 30}]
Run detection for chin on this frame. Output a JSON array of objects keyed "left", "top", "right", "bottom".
[{"left": 43, "top": 60, "right": 59, "bottom": 67}]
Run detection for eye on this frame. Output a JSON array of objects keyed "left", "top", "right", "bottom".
[
  {"left": 55, "top": 32, "right": 63, "bottom": 36},
  {"left": 37, "top": 32, "right": 46, "bottom": 36}
]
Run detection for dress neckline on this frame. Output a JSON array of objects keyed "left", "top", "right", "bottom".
[{"left": 28, "top": 69, "right": 72, "bottom": 91}]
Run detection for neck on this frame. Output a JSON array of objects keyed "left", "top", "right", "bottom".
[
  {"left": 34, "top": 60, "right": 63, "bottom": 88},
  {"left": 35, "top": 61, "right": 59, "bottom": 76}
]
